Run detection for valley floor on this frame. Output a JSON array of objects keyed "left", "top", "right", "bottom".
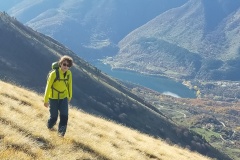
[{"left": 130, "top": 84, "right": 240, "bottom": 160}]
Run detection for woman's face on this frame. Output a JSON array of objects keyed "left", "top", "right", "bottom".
[{"left": 60, "top": 60, "right": 70, "bottom": 73}]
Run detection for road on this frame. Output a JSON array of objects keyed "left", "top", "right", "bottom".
[
  {"left": 158, "top": 105, "right": 187, "bottom": 118},
  {"left": 218, "top": 120, "right": 235, "bottom": 144}
]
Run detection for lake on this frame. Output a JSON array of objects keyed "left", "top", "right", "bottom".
[{"left": 93, "top": 61, "right": 196, "bottom": 98}]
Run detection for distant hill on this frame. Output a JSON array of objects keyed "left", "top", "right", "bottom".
[
  {"left": 2, "top": 0, "right": 188, "bottom": 60},
  {"left": 0, "top": 80, "right": 212, "bottom": 160},
  {"left": 0, "top": 12, "right": 231, "bottom": 160},
  {"left": 105, "top": 0, "right": 240, "bottom": 81},
  {"left": 3, "top": 0, "right": 240, "bottom": 81}
]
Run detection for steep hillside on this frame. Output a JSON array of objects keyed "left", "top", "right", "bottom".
[
  {"left": 3, "top": 0, "right": 188, "bottom": 60},
  {"left": 0, "top": 11, "right": 171, "bottom": 139},
  {"left": 0, "top": 80, "right": 212, "bottom": 160},
  {"left": 0, "top": 12, "right": 232, "bottom": 159},
  {"left": 105, "top": 0, "right": 240, "bottom": 81}
]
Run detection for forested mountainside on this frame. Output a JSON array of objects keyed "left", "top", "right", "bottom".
[
  {"left": 2, "top": 0, "right": 187, "bottom": 60},
  {"left": 0, "top": 12, "right": 231, "bottom": 160},
  {"left": 106, "top": 0, "right": 240, "bottom": 81}
]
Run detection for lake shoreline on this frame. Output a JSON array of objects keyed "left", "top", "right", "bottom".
[{"left": 93, "top": 60, "right": 196, "bottom": 98}]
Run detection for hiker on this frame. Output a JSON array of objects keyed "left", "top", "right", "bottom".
[{"left": 44, "top": 55, "right": 73, "bottom": 137}]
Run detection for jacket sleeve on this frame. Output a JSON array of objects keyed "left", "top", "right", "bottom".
[
  {"left": 68, "top": 71, "right": 73, "bottom": 101},
  {"left": 44, "top": 72, "right": 55, "bottom": 103}
]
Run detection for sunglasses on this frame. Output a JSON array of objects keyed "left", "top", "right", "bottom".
[{"left": 62, "top": 63, "right": 70, "bottom": 67}]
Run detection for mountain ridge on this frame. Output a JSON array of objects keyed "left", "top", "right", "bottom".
[
  {"left": 2, "top": 0, "right": 188, "bottom": 60},
  {"left": 105, "top": 0, "right": 240, "bottom": 82},
  {"left": 3, "top": 0, "right": 240, "bottom": 82}
]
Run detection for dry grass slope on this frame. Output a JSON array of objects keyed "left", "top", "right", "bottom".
[{"left": 0, "top": 80, "right": 211, "bottom": 160}]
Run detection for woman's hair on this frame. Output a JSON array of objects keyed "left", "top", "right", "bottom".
[{"left": 59, "top": 55, "right": 73, "bottom": 67}]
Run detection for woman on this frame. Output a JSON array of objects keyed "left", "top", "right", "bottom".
[{"left": 44, "top": 55, "right": 73, "bottom": 137}]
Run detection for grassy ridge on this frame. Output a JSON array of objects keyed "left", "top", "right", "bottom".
[{"left": 0, "top": 80, "right": 210, "bottom": 160}]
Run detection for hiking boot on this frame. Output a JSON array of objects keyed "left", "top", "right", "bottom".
[
  {"left": 47, "top": 118, "right": 57, "bottom": 129},
  {"left": 48, "top": 127, "right": 55, "bottom": 131},
  {"left": 58, "top": 126, "right": 66, "bottom": 137},
  {"left": 58, "top": 131, "right": 65, "bottom": 137}
]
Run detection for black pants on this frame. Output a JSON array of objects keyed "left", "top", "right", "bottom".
[{"left": 47, "top": 98, "right": 68, "bottom": 135}]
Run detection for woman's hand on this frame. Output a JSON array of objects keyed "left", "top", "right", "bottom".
[{"left": 44, "top": 102, "right": 49, "bottom": 108}]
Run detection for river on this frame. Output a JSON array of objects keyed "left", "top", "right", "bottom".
[{"left": 93, "top": 61, "right": 196, "bottom": 98}]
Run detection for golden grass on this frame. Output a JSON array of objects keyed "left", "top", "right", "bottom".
[{"left": 0, "top": 80, "right": 211, "bottom": 160}]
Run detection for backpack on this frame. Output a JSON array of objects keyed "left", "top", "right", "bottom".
[{"left": 47, "top": 62, "right": 70, "bottom": 99}]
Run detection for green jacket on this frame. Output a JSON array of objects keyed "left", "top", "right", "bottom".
[{"left": 44, "top": 68, "right": 72, "bottom": 103}]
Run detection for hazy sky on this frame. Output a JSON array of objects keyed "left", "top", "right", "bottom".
[{"left": 0, "top": 0, "right": 22, "bottom": 11}]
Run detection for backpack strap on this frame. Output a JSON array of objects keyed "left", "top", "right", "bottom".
[
  {"left": 54, "top": 69, "right": 60, "bottom": 82},
  {"left": 51, "top": 69, "right": 59, "bottom": 98},
  {"left": 62, "top": 72, "right": 70, "bottom": 97},
  {"left": 65, "top": 74, "right": 70, "bottom": 97},
  {"left": 52, "top": 87, "right": 65, "bottom": 100}
]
